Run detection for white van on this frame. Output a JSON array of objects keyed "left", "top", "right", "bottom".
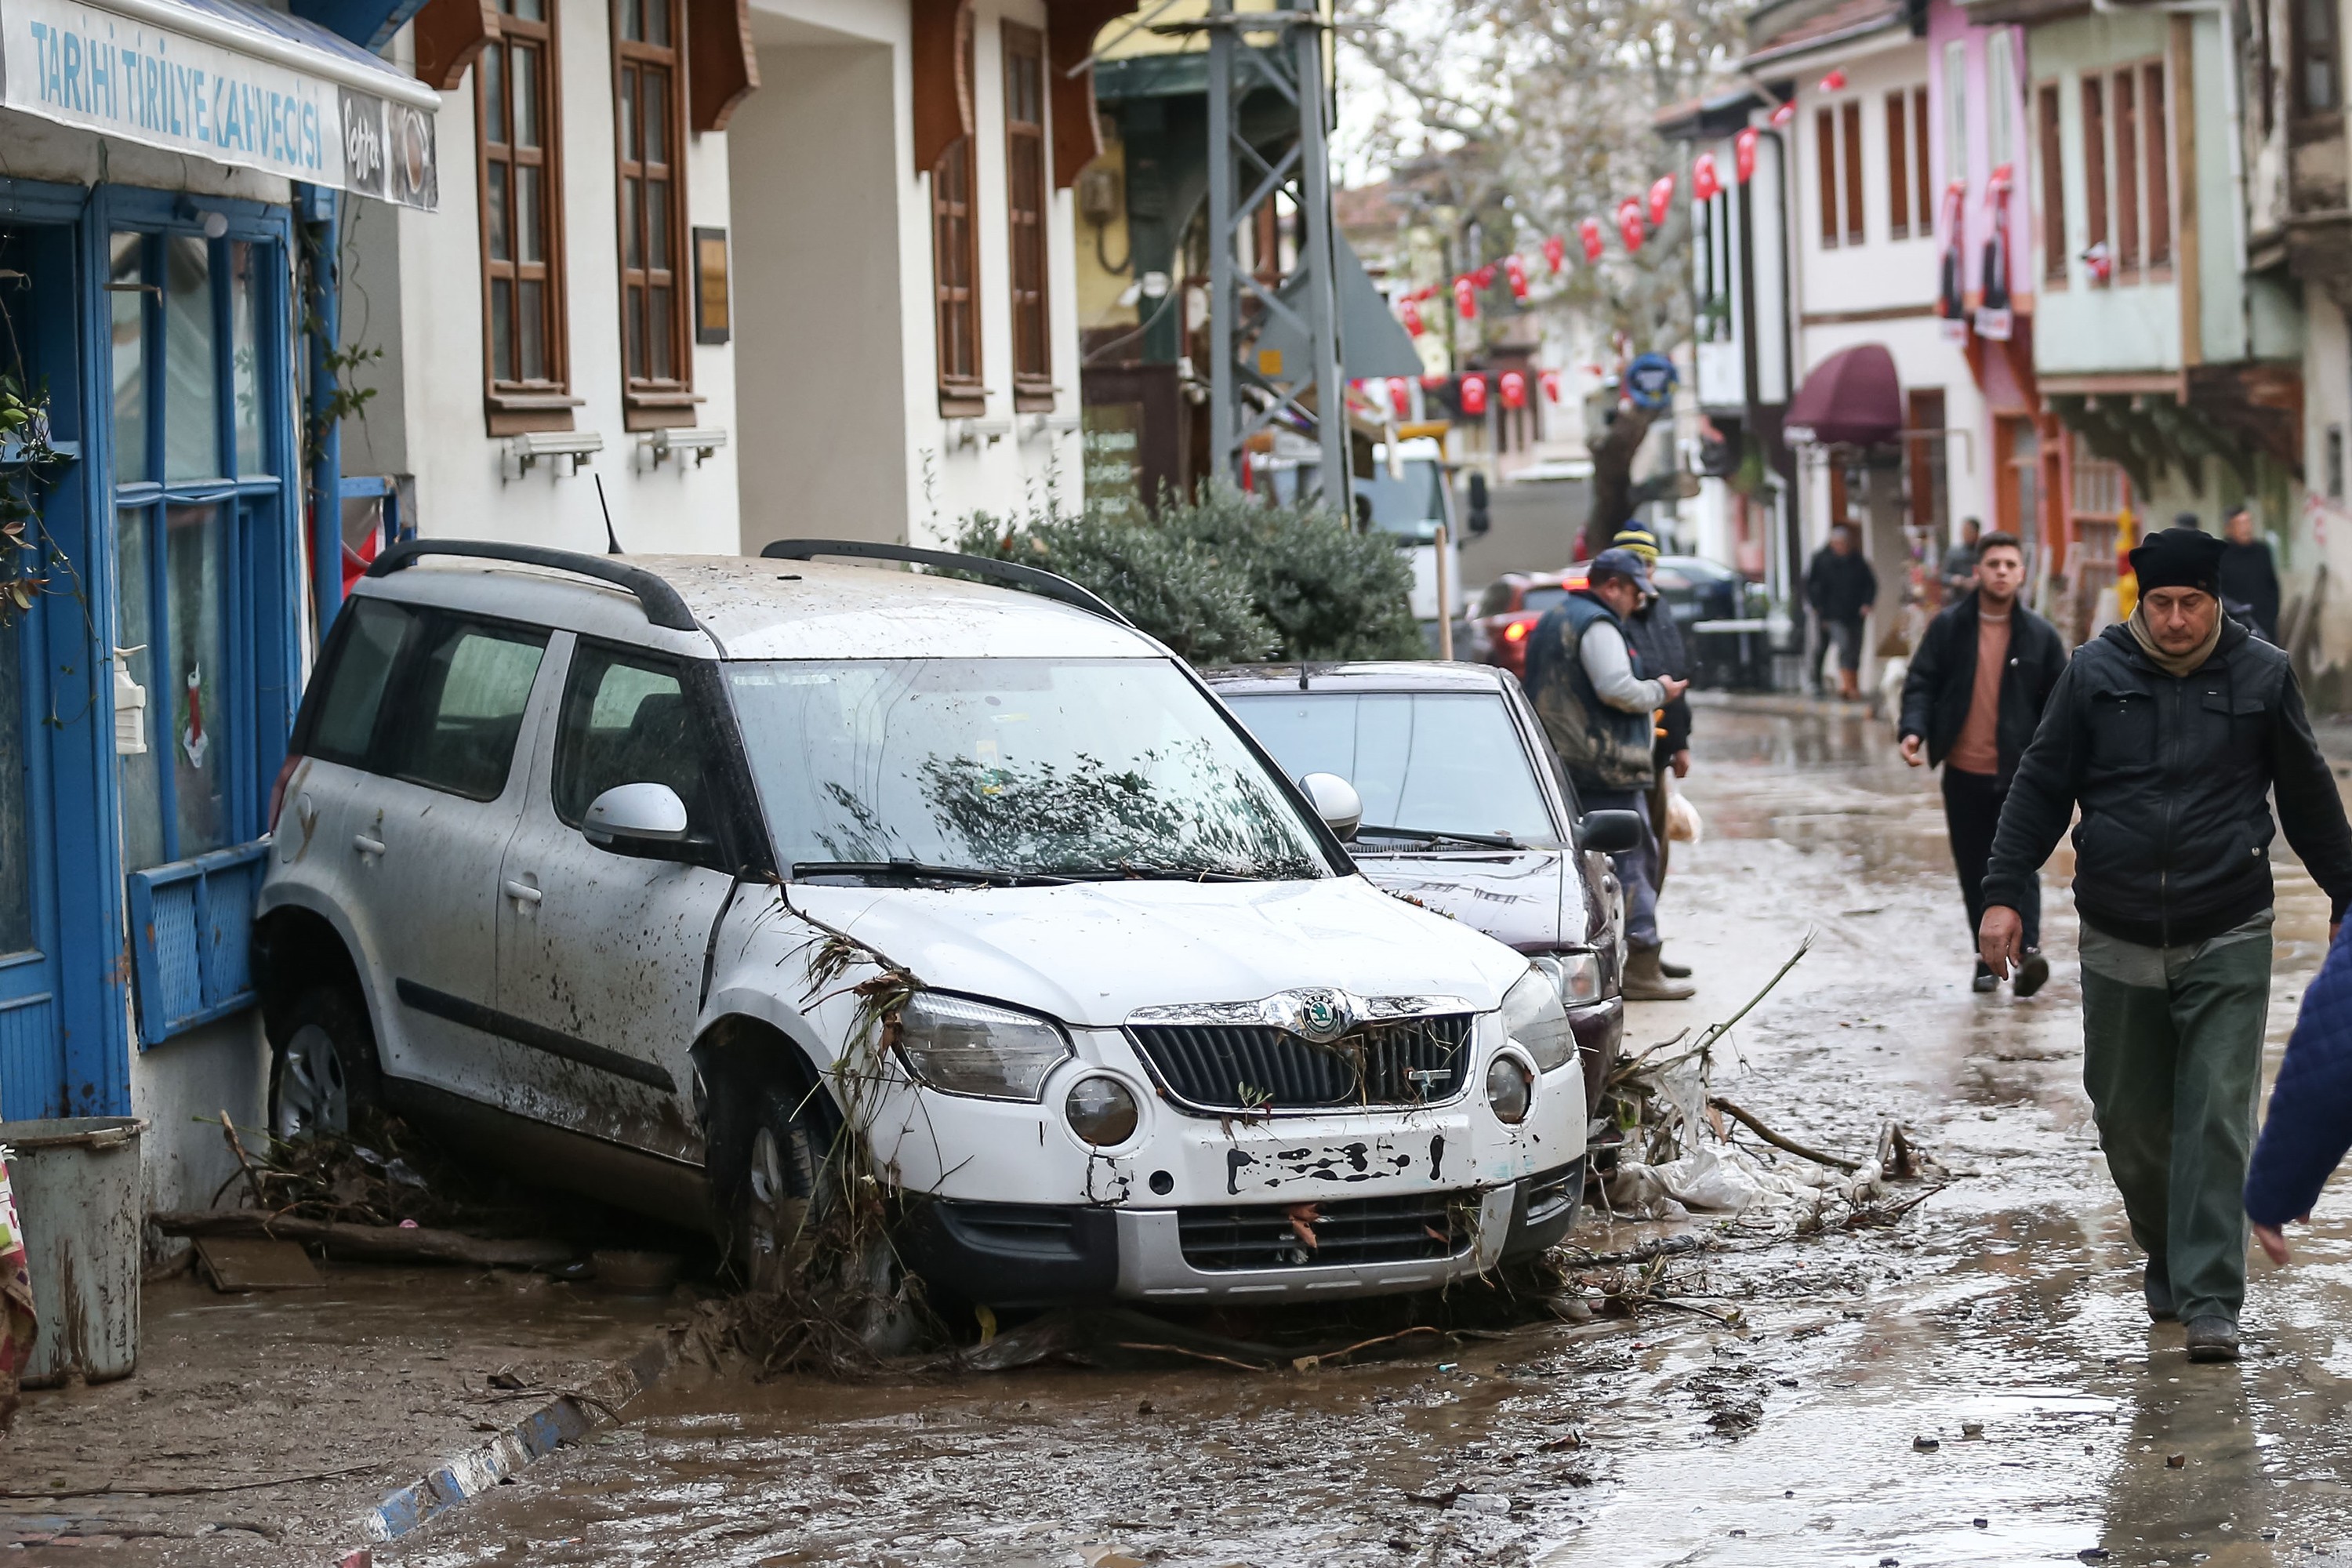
[{"left": 254, "top": 541, "right": 1587, "bottom": 1308}]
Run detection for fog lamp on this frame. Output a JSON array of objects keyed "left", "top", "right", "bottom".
[
  {"left": 1066, "top": 1075, "right": 1141, "bottom": 1147},
  {"left": 1486, "top": 1055, "right": 1533, "bottom": 1125}
]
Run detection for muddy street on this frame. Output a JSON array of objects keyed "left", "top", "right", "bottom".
[{"left": 383, "top": 702, "right": 2352, "bottom": 1568}]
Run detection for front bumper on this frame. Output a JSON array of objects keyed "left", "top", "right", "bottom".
[{"left": 902, "top": 1157, "right": 1586, "bottom": 1309}]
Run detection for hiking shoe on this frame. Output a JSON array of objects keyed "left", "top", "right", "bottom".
[
  {"left": 2144, "top": 1258, "right": 2176, "bottom": 1322},
  {"left": 1659, "top": 952, "right": 1693, "bottom": 979},
  {"left": 1623, "top": 946, "right": 1696, "bottom": 1002},
  {"left": 1973, "top": 960, "right": 1998, "bottom": 994},
  {"left": 2185, "top": 1316, "right": 2241, "bottom": 1363},
  {"left": 2014, "top": 949, "right": 2050, "bottom": 999}
]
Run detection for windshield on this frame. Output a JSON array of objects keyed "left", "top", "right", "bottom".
[
  {"left": 1221, "top": 691, "right": 1559, "bottom": 848},
  {"left": 726, "top": 659, "right": 1331, "bottom": 880},
  {"left": 1353, "top": 459, "right": 1449, "bottom": 545}
]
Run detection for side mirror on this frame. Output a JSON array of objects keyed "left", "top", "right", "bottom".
[
  {"left": 1577, "top": 809, "right": 1643, "bottom": 855},
  {"left": 583, "top": 782, "right": 691, "bottom": 855},
  {"left": 1466, "top": 471, "right": 1491, "bottom": 537},
  {"left": 1298, "top": 772, "right": 1363, "bottom": 843}
]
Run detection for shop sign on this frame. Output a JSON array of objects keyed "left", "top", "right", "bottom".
[{"left": 1, "top": 0, "right": 438, "bottom": 209}]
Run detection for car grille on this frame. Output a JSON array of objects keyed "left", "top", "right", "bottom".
[
  {"left": 1126, "top": 1015, "right": 1473, "bottom": 1114},
  {"left": 1178, "top": 1190, "right": 1472, "bottom": 1271}
]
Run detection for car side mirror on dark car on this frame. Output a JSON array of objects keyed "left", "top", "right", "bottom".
[
  {"left": 1577, "top": 809, "right": 1643, "bottom": 855},
  {"left": 1465, "top": 471, "right": 1491, "bottom": 536}
]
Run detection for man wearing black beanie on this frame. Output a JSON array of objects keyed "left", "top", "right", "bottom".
[{"left": 1978, "top": 527, "right": 2352, "bottom": 1363}]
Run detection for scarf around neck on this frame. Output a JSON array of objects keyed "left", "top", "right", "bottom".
[{"left": 2127, "top": 601, "right": 2223, "bottom": 677}]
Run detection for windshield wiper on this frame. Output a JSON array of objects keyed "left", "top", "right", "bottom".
[
  {"left": 791, "top": 859, "right": 1073, "bottom": 887},
  {"left": 1058, "top": 863, "right": 1258, "bottom": 883},
  {"left": 1354, "top": 826, "right": 1523, "bottom": 850}
]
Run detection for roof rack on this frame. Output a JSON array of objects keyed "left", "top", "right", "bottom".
[
  {"left": 759, "top": 539, "right": 1133, "bottom": 627},
  {"left": 363, "top": 539, "right": 702, "bottom": 633}
]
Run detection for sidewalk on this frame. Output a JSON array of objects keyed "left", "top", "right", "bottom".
[
  {"left": 2, "top": 1263, "right": 684, "bottom": 1562},
  {"left": 1687, "top": 688, "right": 1883, "bottom": 721}
]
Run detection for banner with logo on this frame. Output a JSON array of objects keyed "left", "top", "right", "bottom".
[{"left": 0, "top": 0, "right": 437, "bottom": 209}]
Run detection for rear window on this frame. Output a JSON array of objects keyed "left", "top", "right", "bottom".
[
  {"left": 1518, "top": 586, "right": 1570, "bottom": 614},
  {"left": 304, "top": 598, "right": 414, "bottom": 767},
  {"left": 383, "top": 618, "right": 549, "bottom": 801}
]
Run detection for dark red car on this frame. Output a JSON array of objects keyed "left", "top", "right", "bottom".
[{"left": 1471, "top": 568, "right": 1588, "bottom": 679}]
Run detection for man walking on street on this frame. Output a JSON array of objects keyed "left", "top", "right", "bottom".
[
  {"left": 1613, "top": 525, "right": 1697, "bottom": 982},
  {"left": 1897, "top": 531, "right": 2066, "bottom": 996},
  {"left": 1523, "top": 547, "right": 1694, "bottom": 1001},
  {"left": 1806, "top": 523, "right": 1878, "bottom": 700},
  {"left": 2220, "top": 503, "right": 2281, "bottom": 644},
  {"left": 1940, "top": 517, "right": 1983, "bottom": 604},
  {"left": 1979, "top": 527, "right": 2352, "bottom": 1362}
]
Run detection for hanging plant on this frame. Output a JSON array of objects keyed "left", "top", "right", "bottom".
[{"left": 0, "top": 372, "right": 62, "bottom": 620}]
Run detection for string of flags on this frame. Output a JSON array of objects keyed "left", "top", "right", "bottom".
[{"left": 1393, "top": 70, "right": 1836, "bottom": 336}]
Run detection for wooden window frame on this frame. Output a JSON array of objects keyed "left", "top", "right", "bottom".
[
  {"left": 2114, "top": 67, "right": 2140, "bottom": 277},
  {"left": 2294, "top": 0, "right": 2341, "bottom": 117},
  {"left": 1840, "top": 100, "right": 1865, "bottom": 245},
  {"left": 613, "top": 0, "right": 698, "bottom": 430},
  {"left": 2081, "top": 74, "right": 2109, "bottom": 285},
  {"left": 2038, "top": 82, "right": 2067, "bottom": 285},
  {"left": 476, "top": 0, "right": 577, "bottom": 435},
  {"left": 1816, "top": 106, "right": 1840, "bottom": 248},
  {"left": 1912, "top": 87, "right": 1932, "bottom": 234},
  {"left": 931, "top": 13, "right": 983, "bottom": 416},
  {"left": 2144, "top": 61, "right": 2172, "bottom": 272},
  {"left": 1886, "top": 92, "right": 1911, "bottom": 240},
  {"left": 1003, "top": 22, "right": 1053, "bottom": 413}
]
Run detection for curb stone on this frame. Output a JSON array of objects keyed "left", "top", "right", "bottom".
[{"left": 348, "top": 1327, "right": 681, "bottom": 1552}]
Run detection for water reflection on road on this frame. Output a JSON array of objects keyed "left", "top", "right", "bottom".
[{"left": 391, "top": 703, "right": 2352, "bottom": 1568}]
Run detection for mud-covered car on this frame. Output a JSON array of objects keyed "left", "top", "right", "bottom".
[
  {"left": 254, "top": 541, "right": 1588, "bottom": 1309},
  {"left": 1205, "top": 661, "right": 1633, "bottom": 1116}
]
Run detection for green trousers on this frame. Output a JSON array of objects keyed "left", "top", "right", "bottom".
[{"left": 2077, "top": 911, "right": 2272, "bottom": 1326}]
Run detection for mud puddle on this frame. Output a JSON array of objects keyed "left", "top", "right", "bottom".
[{"left": 387, "top": 706, "right": 2352, "bottom": 1568}]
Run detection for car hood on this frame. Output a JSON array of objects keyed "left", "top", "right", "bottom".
[
  {"left": 1347, "top": 848, "right": 1577, "bottom": 951},
  {"left": 789, "top": 874, "right": 1532, "bottom": 1028}
]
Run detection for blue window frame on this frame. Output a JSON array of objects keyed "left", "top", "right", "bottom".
[{"left": 95, "top": 190, "right": 302, "bottom": 1049}]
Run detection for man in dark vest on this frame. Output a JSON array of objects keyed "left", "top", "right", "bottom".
[
  {"left": 1612, "top": 525, "right": 1696, "bottom": 982},
  {"left": 1523, "top": 548, "right": 1692, "bottom": 1001},
  {"left": 1896, "top": 530, "right": 2067, "bottom": 995},
  {"left": 1980, "top": 527, "right": 2352, "bottom": 1362}
]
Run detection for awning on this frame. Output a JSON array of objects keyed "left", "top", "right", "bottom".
[
  {"left": 2, "top": 0, "right": 440, "bottom": 208},
  {"left": 1254, "top": 232, "right": 1428, "bottom": 386},
  {"left": 1784, "top": 343, "right": 1903, "bottom": 448}
]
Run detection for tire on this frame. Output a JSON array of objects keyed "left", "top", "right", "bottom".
[
  {"left": 738, "top": 1080, "right": 828, "bottom": 1294},
  {"left": 267, "top": 985, "right": 382, "bottom": 1143}
]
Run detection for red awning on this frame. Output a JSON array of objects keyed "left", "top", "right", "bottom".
[{"left": 1784, "top": 344, "right": 1904, "bottom": 448}]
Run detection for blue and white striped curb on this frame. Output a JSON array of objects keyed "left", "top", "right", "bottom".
[{"left": 354, "top": 1330, "right": 678, "bottom": 1547}]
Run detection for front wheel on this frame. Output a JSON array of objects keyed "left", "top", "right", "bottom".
[
  {"left": 268, "top": 986, "right": 381, "bottom": 1142},
  {"left": 739, "top": 1083, "right": 825, "bottom": 1293}
]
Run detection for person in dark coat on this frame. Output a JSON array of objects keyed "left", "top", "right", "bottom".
[
  {"left": 1896, "top": 530, "right": 2067, "bottom": 995},
  {"left": 2219, "top": 503, "right": 2281, "bottom": 643},
  {"left": 2245, "top": 924, "right": 2352, "bottom": 1267},
  {"left": 1979, "top": 527, "right": 2352, "bottom": 1363},
  {"left": 1804, "top": 524, "right": 1878, "bottom": 700},
  {"left": 1612, "top": 526, "right": 1695, "bottom": 979},
  {"left": 1940, "top": 517, "right": 1983, "bottom": 603}
]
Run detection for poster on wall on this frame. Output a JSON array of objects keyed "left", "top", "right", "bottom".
[{"left": 0, "top": 0, "right": 439, "bottom": 209}]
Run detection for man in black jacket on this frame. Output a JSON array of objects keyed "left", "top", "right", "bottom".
[
  {"left": 2219, "top": 504, "right": 2281, "bottom": 643},
  {"left": 1979, "top": 528, "right": 2352, "bottom": 1363},
  {"left": 1805, "top": 524, "right": 1878, "bottom": 699},
  {"left": 1613, "top": 527, "right": 1696, "bottom": 978},
  {"left": 1896, "top": 531, "right": 2066, "bottom": 995}
]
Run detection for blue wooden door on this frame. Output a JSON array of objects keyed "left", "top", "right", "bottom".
[{"left": 0, "top": 223, "right": 70, "bottom": 1119}]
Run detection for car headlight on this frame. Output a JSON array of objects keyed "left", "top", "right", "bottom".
[
  {"left": 894, "top": 991, "right": 1073, "bottom": 1101},
  {"left": 1065, "top": 1075, "right": 1141, "bottom": 1146},
  {"left": 1531, "top": 950, "right": 1606, "bottom": 1007},
  {"left": 1501, "top": 964, "right": 1577, "bottom": 1073}
]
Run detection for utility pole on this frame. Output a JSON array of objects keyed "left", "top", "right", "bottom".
[{"left": 1196, "top": 0, "right": 1347, "bottom": 499}]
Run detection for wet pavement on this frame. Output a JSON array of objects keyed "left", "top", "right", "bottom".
[{"left": 218, "top": 703, "right": 2352, "bottom": 1563}]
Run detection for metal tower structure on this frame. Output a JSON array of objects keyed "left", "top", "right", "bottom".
[{"left": 1197, "top": 0, "right": 1348, "bottom": 497}]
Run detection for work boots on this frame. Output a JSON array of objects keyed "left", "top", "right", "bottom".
[{"left": 1623, "top": 944, "right": 1696, "bottom": 1002}]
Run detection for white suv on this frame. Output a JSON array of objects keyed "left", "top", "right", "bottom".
[{"left": 254, "top": 540, "right": 1587, "bottom": 1307}]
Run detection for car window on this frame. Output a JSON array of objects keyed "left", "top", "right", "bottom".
[
  {"left": 383, "top": 617, "right": 548, "bottom": 802},
  {"left": 305, "top": 598, "right": 414, "bottom": 768},
  {"left": 1223, "top": 691, "right": 1560, "bottom": 846},
  {"left": 1476, "top": 582, "right": 1514, "bottom": 616},
  {"left": 552, "top": 645, "right": 716, "bottom": 840},
  {"left": 1519, "top": 586, "right": 1570, "bottom": 614}
]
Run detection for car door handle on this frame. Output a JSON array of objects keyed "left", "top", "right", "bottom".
[
  {"left": 353, "top": 834, "right": 386, "bottom": 856},
  {"left": 503, "top": 879, "right": 543, "bottom": 906}
]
